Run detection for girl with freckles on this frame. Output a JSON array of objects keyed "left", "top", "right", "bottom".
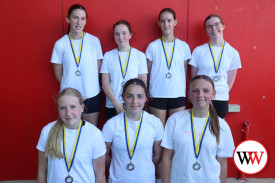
[
  {"left": 102, "top": 79, "right": 163, "bottom": 183},
  {"left": 101, "top": 20, "right": 148, "bottom": 120},
  {"left": 161, "top": 75, "right": 235, "bottom": 183},
  {"left": 189, "top": 14, "right": 242, "bottom": 118},
  {"left": 50, "top": 4, "right": 103, "bottom": 126},
  {"left": 37, "top": 88, "right": 106, "bottom": 183}
]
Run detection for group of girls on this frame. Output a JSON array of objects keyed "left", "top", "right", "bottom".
[{"left": 37, "top": 3, "right": 241, "bottom": 183}]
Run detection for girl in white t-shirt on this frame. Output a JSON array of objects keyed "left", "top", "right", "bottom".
[
  {"left": 146, "top": 8, "right": 191, "bottom": 126},
  {"left": 101, "top": 20, "right": 148, "bottom": 120},
  {"left": 161, "top": 75, "right": 234, "bottom": 183},
  {"left": 189, "top": 14, "right": 241, "bottom": 118},
  {"left": 51, "top": 4, "right": 103, "bottom": 126},
  {"left": 37, "top": 88, "right": 106, "bottom": 183},
  {"left": 102, "top": 79, "right": 163, "bottom": 183}
]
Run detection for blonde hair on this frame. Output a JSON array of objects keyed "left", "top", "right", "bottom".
[{"left": 45, "top": 88, "right": 83, "bottom": 159}]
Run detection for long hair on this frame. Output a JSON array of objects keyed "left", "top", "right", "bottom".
[
  {"left": 122, "top": 78, "right": 148, "bottom": 98},
  {"left": 159, "top": 8, "right": 176, "bottom": 20},
  {"left": 45, "top": 88, "right": 83, "bottom": 159},
  {"left": 190, "top": 75, "right": 220, "bottom": 144}
]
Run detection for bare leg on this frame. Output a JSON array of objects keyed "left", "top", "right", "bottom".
[
  {"left": 168, "top": 106, "right": 185, "bottom": 118},
  {"left": 82, "top": 112, "right": 100, "bottom": 126},
  {"left": 149, "top": 107, "right": 167, "bottom": 127}
]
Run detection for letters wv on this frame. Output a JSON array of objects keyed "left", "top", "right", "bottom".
[{"left": 236, "top": 151, "right": 265, "bottom": 165}]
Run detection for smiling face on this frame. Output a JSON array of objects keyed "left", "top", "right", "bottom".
[
  {"left": 158, "top": 11, "right": 177, "bottom": 37},
  {"left": 189, "top": 79, "right": 216, "bottom": 110},
  {"left": 66, "top": 9, "right": 87, "bottom": 35},
  {"left": 122, "top": 84, "right": 147, "bottom": 116},
  {"left": 205, "top": 17, "right": 225, "bottom": 40},
  {"left": 58, "top": 94, "right": 84, "bottom": 129},
  {"left": 114, "top": 24, "right": 132, "bottom": 50}
]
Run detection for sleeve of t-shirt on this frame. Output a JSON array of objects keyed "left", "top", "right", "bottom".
[
  {"left": 154, "top": 116, "right": 164, "bottom": 141},
  {"left": 92, "top": 130, "right": 107, "bottom": 159},
  {"left": 229, "top": 48, "right": 242, "bottom": 70},
  {"left": 216, "top": 119, "right": 235, "bottom": 158},
  {"left": 138, "top": 51, "right": 148, "bottom": 74},
  {"left": 36, "top": 123, "right": 54, "bottom": 152},
  {"left": 102, "top": 119, "right": 114, "bottom": 142},
  {"left": 189, "top": 47, "right": 199, "bottom": 67},
  {"left": 50, "top": 40, "right": 63, "bottom": 64},
  {"left": 161, "top": 115, "right": 176, "bottom": 149},
  {"left": 183, "top": 42, "right": 192, "bottom": 61},
  {"left": 95, "top": 37, "right": 103, "bottom": 60},
  {"left": 145, "top": 43, "right": 154, "bottom": 62},
  {"left": 100, "top": 52, "right": 109, "bottom": 73}
]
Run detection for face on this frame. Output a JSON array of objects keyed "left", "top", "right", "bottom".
[
  {"left": 66, "top": 9, "right": 87, "bottom": 34},
  {"left": 58, "top": 95, "right": 84, "bottom": 129},
  {"left": 205, "top": 17, "right": 225, "bottom": 39},
  {"left": 123, "top": 84, "right": 147, "bottom": 116},
  {"left": 114, "top": 24, "right": 132, "bottom": 48},
  {"left": 189, "top": 79, "right": 216, "bottom": 110},
  {"left": 158, "top": 12, "right": 177, "bottom": 36}
]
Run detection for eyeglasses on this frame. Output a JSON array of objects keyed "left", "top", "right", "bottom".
[{"left": 206, "top": 22, "right": 222, "bottom": 29}]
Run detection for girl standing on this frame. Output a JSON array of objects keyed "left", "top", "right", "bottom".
[
  {"left": 146, "top": 8, "right": 191, "bottom": 126},
  {"left": 51, "top": 4, "right": 103, "bottom": 125},
  {"left": 161, "top": 75, "right": 235, "bottom": 183},
  {"left": 189, "top": 14, "right": 242, "bottom": 118},
  {"left": 37, "top": 88, "right": 106, "bottom": 183},
  {"left": 102, "top": 79, "right": 163, "bottom": 183},
  {"left": 101, "top": 20, "right": 148, "bottom": 120}
]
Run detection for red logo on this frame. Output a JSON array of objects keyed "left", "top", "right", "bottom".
[{"left": 233, "top": 140, "right": 268, "bottom": 174}]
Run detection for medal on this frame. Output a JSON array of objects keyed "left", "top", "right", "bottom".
[
  {"left": 124, "top": 112, "right": 143, "bottom": 171},
  {"left": 63, "top": 120, "right": 83, "bottom": 181},
  {"left": 193, "top": 162, "right": 201, "bottom": 170},
  {"left": 121, "top": 81, "right": 126, "bottom": 87},
  {"left": 213, "top": 75, "right": 219, "bottom": 82},
  {"left": 208, "top": 41, "right": 225, "bottom": 80},
  {"left": 127, "top": 162, "right": 135, "bottom": 171},
  {"left": 69, "top": 32, "right": 84, "bottom": 77},
  {"left": 190, "top": 109, "right": 210, "bottom": 171},
  {"left": 166, "top": 72, "right": 172, "bottom": 79},
  {"left": 118, "top": 47, "right": 131, "bottom": 86},
  {"left": 75, "top": 70, "right": 81, "bottom": 76},
  {"left": 161, "top": 37, "right": 175, "bottom": 79},
  {"left": 65, "top": 175, "right": 73, "bottom": 183}
]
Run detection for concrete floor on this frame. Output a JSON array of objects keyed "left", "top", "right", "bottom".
[{"left": 0, "top": 178, "right": 274, "bottom": 183}]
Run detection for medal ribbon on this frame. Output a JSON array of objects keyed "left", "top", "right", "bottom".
[
  {"left": 124, "top": 111, "right": 143, "bottom": 160},
  {"left": 161, "top": 37, "right": 175, "bottom": 70},
  {"left": 63, "top": 120, "right": 83, "bottom": 172},
  {"left": 118, "top": 47, "right": 131, "bottom": 79},
  {"left": 190, "top": 109, "right": 210, "bottom": 158},
  {"left": 68, "top": 32, "right": 84, "bottom": 69},
  {"left": 208, "top": 41, "right": 225, "bottom": 73}
]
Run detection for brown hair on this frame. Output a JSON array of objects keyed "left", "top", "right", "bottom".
[
  {"left": 113, "top": 20, "right": 132, "bottom": 34},
  {"left": 190, "top": 75, "right": 220, "bottom": 144},
  {"left": 159, "top": 8, "right": 176, "bottom": 20},
  {"left": 122, "top": 78, "right": 148, "bottom": 98},
  {"left": 45, "top": 88, "right": 83, "bottom": 159},
  {"left": 204, "top": 14, "right": 224, "bottom": 28}
]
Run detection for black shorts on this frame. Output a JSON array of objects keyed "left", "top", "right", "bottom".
[
  {"left": 212, "top": 100, "right": 228, "bottom": 118},
  {"left": 149, "top": 97, "right": 186, "bottom": 110},
  {"left": 104, "top": 107, "right": 117, "bottom": 120},
  {"left": 83, "top": 93, "right": 101, "bottom": 114}
]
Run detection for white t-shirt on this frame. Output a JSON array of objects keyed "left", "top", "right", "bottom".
[
  {"left": 146, "top": 38, "right": 191, "bottom": 98},
  {"left": 37, "top": 121, "right": 106, "bottom": 183},
  {"left": 161, "top": 110, "right": 235, "bottom": 183},
  {"left": 189, "top": 42, "right": 241, "bottom": 100},
  {"left": 102, "top": 111, "right": 164, "bottom": 183},
  {"left": 100, "top": 48, "right": 148, "bottom": 108},
  {"left": 51, "top": 33, "right": 103, "bottom": 99}
]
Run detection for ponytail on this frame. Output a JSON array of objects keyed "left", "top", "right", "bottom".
[
  {"left": 45, "top": 118, "right": 64, "bottom": 159},
  {"left": 209, "top": 104, "right": 220, "bottom": 145}
]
